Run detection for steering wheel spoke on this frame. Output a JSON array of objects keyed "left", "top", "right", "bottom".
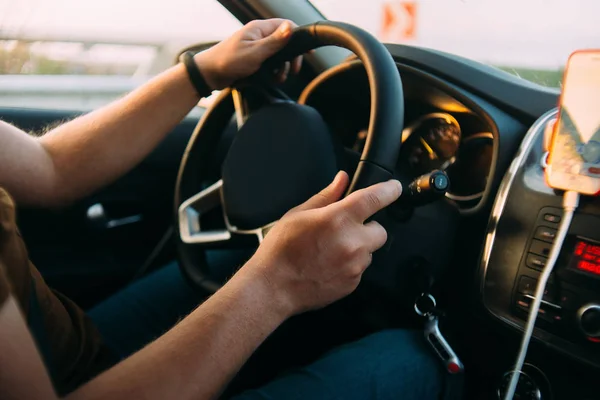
[
  {"left": 178, "top": 180, "right": 231, "bottom": 245},
  {"left": 178, "top": 179, "right": 276, "bottom": 247},
  {"left": 232, "top": 88, "right": 249, "bottom": 129},
  {"left": 223, "top": 212, "right": 275, "bottom": 244},
  {"left": 231, "top": 80, "right": 293, "bottom": 131}
]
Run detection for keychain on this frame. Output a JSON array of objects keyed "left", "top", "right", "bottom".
[{"left": 414, "top": 293, "right": 464, "bottom": 374}]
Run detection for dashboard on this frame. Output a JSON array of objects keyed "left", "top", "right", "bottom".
[
  {"left": 299, "top": 59, "right": 497, "bottom": 212},
  {"left": 294, "top": 46, "right": 600, "bottom": 398}
]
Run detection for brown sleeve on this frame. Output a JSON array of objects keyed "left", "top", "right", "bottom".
[
  {"left": 0, "top": 188, "right": 30, "bottom": 311},
  {"left": 0, "top": 189, "right": 16, "bottom": 307},
  {"left": 0, "top": 188, "right": 115, "bottom": 394},
  {"left": 0, "top": 261, "right": 11, "bottom": 306}
]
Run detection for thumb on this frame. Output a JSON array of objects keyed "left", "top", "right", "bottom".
[
  {"left": 257, "top": 21, "right": 293, "bottom": 56},
  {"left": 295, "top": 171, "right": 349, "bottom": 211}
]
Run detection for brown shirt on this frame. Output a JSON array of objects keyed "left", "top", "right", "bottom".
[{"left": 0, "top": 188, "right": 113, "bottom": 394}]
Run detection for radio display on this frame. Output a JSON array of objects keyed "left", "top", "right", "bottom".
[{"left": 570, "top": 238, "right": 600, "bottom": 276}]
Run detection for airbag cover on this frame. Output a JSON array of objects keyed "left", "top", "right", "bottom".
[{"left": 222, "top": 103, "right": 338, "bottom": 230}]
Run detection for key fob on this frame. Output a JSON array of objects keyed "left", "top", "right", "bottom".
[{"left": 424, "top": 315, "right": 464, "bottom": 374}]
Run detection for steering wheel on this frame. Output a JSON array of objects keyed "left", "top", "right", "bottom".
[{"left": 175, "top": 21, "right": 404, "bottom": 292}]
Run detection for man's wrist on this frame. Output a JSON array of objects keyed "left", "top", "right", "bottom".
[
  {"left": 192, "top": 51, "right": 220, "bottom": 92},
  {"left": 179, "top": 51, "right": 213, "bottom": 98},
  {"left": 233, "top": 258, "right": 295, "bottom": 322}
]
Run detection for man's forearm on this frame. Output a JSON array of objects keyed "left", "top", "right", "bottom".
[
  {"left": 69, "top": 263, "right": 289, "bottom": 400},
  {"left": 37, "top": 63, "right": 200, "bottom": 206},
  {"left": 1, "top": 18, "right": 300, "bottom": 207}
]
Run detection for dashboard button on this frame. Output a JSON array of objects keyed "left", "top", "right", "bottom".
[
  {"left": 518, "top": 276, "right": 537, "bottom": 294},
  {"left": 515, "top": 295, "right": 554, "bottom": 323},
  {"left": 543, "top": 213, "right": 561, "bottom": 223},
  {"left": 559, "top": 291, "right": 579, "bottom": 310},
  {"left": 517, "top": 297, "right": 530, "bottom": 310},
  {"left": 540, "top": 306, "right": 559, "bottom": 323},
  {"left": 534, "top": 226, "right": 557, "bottom": 243},
  {"left": 529, "top": 240, "right": 552, "bottom": 257},
  {"left": 518, "top": 281, "right": 556, "bottom": 302},
  {"left": 578, "top": 304, "right": 600, "bottom": 338},
  {"left": 527, "top": 253, "right": 547, "bottom": 270}
]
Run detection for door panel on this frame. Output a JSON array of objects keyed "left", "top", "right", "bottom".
[{"left": 1, "top": 107, "right": 203, "bottom": 308}]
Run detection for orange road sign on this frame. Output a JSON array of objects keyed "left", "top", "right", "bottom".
[{"left": 381, "top": 1, "right": 417, "bottom": 42}]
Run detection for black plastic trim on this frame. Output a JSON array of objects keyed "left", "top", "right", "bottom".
[
  {"left": 382, "top": 44, "right": 559, "bottom": 121},
  {"left": 300, "top": 59, "right": 527, "bottom": 216}
]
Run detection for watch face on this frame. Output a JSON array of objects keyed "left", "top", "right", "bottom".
[{"left": 582, "top": 140, "right": 600, "bottom": 164}]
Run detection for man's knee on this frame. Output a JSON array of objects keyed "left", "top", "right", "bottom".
[
  {"left": 350, "top": 329, "right": 441, "bottom": 373},
  {"left": 233, "top": 329, "right": 461, "bottom": 400},
  {"left": 347, "top": 329, "right": 461, "bottom": 399}
]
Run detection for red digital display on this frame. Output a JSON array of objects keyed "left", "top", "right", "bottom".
[{"left": 571, "top": 239, "right": 600, "bottom": 275}]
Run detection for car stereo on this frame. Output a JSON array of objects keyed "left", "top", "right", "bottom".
[
  {"left": 510, "top": 207, "right": 600, "bottom": 346},
  {"left": 567, "top": 238, "right": 600, "bottom": 277},
  {"left": 480, "top": 109, "right": 600, "bottom": 398}
]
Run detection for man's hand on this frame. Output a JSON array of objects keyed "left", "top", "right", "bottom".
[
  {"left": 245, "top": 171, "right": 402, "bottom": 317},
  {"left": 194, "top": 19, "right": 302, "bottom": 90},
  {"left": 0, "top": 170, "right": 401, "bottom": 400}
]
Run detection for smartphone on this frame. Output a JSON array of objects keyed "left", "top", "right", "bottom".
[{"left": 546, "top": 50, "right": 600, "bottom": 195}]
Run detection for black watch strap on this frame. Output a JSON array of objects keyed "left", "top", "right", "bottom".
[{"left": 180, "top": 51, "right": 212, "bottom": 98}]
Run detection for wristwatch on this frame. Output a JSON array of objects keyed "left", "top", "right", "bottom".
[{"left": 179, "top": 51, "right": 212, "bottom": 98}]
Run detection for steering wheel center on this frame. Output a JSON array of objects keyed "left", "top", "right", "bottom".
[{"left": 221, "top": 102, "right": 339, "bottom": 230}]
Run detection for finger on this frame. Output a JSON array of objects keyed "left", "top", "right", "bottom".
[
  {"left": 338, "top": 179, "right": 402, "bottom": 222},
  {"left": 294, "top": 171, "right": 349, "bottom": 211},
  {"left": 275, "top": 62, "right": 291, "bottom": 83},
  {"left": 353, "top": 251, "right": 373, "bottom": 276},
  {"left": 255, "top": 20, "right": 295, "bottom": 57},
  {"left": 250, "top": 18, "right": 297, "bottom": 39},
  {"left": 291, "top": 55, "right": 302, "bottom": 75},
  {"left": 362, "top": 220, "right": 388, "bottom": 252}
]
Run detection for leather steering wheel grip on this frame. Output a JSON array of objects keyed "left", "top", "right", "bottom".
[{"left": 262, "top": 21, "right": 404, "bottom": 179}]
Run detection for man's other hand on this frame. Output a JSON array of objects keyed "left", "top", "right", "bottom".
[
  {"left": 194, "top": 19, "right": 302, "bottom": 90},
  {"left": 243, "top": 171, "right": 403, "bottom": 317}
]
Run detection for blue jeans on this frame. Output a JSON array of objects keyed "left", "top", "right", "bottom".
[{"left": 88, "top": 258, "right": 462, "bottom": 400}]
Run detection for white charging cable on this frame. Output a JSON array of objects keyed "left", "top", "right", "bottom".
[{"left": 503, "top": 190, "right": 580, "bottom": 400}]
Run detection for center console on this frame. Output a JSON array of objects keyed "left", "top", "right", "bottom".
[
  {"left": 479, "top": 109, "right": 600, "bottom": 396},
  {"left": 510, "top": 207, "right": 600, "bottom": 346}
]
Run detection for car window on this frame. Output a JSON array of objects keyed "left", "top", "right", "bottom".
[
  {"left": 0, "top": 0, "right": 241, "bottom": 110},
  {"left": 312, "top": 0, "right": 600, "bottom": 88}
]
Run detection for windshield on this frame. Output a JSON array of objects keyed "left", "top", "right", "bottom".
[
  {"left": 311, "top": 0, "right": 600, "bottom": 87},
  {"left": 0, "top": 0, "right": 240, "bottom": 77}
]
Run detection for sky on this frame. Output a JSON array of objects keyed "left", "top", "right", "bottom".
[
  {"left": 0, "top": 0, "right": 241, "bottom": 43},
  {"left": 0, "top": 0, "right": 599, "bottom": 69},
  {"left": 314, "top": 0, "right": 600, "bottom": 68}
]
